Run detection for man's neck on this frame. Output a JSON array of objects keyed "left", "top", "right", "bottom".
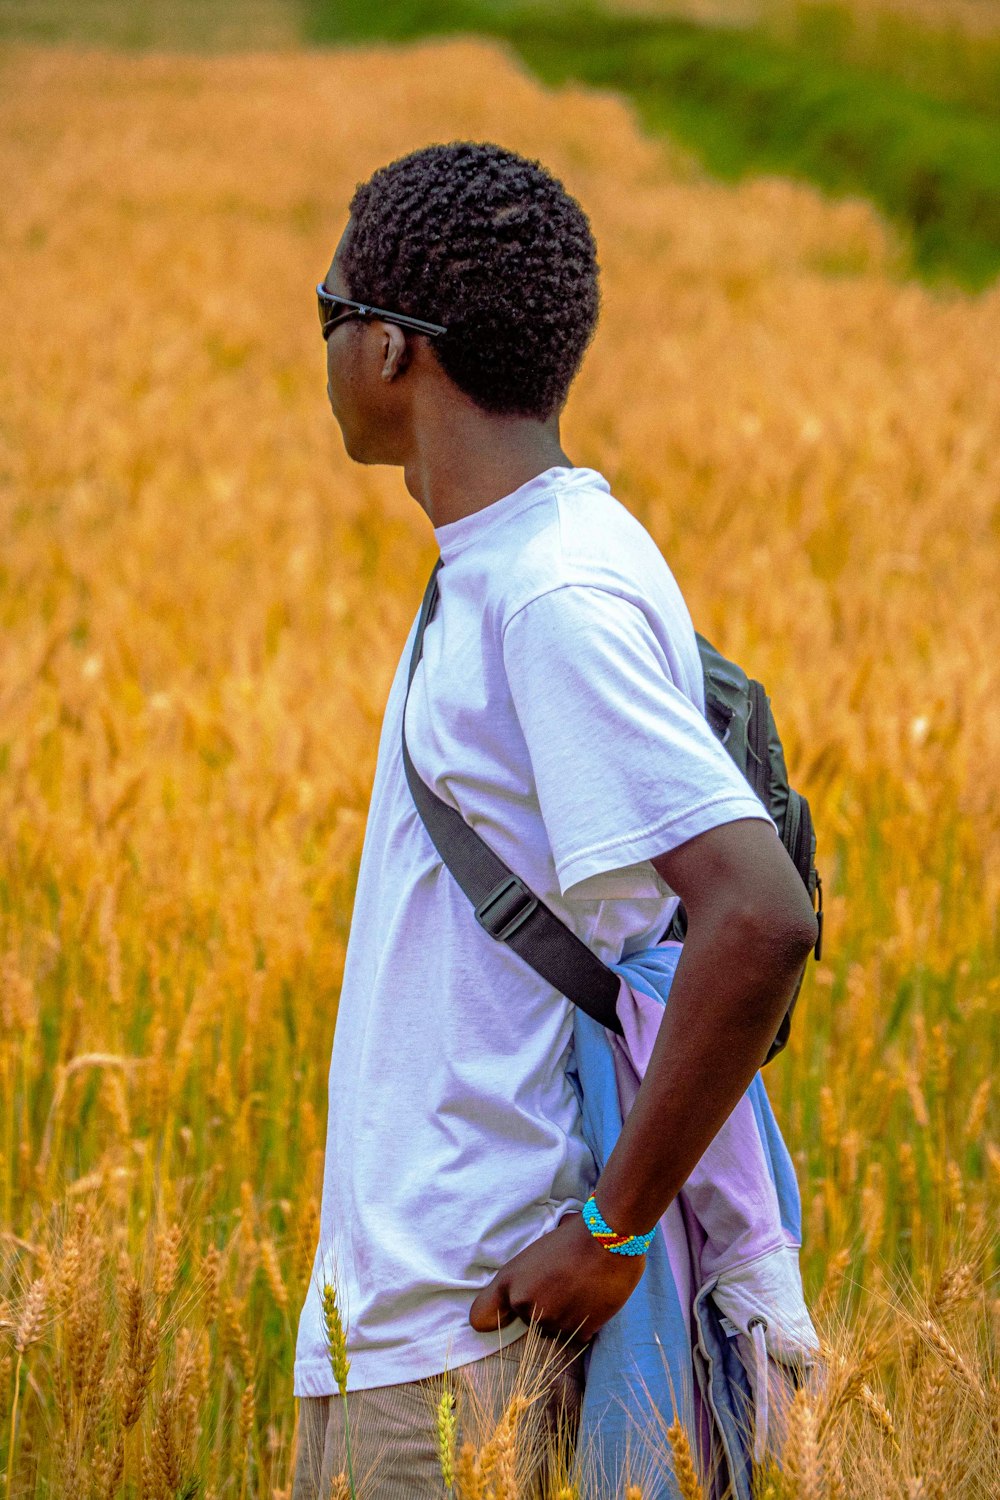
[{"left": 401, "top": 400, "right": 571, "bottom": 529}]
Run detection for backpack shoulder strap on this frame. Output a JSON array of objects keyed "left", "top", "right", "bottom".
[{"left": 401, "top": 561, "right": 623, "bottom": 1035}]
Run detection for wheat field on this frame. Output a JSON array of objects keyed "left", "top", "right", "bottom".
[{"left": 0, "top": 37, "right": 998, "bottom": 1498}]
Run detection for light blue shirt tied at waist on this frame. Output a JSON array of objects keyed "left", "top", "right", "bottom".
[{"left": 569, "top": 941, "right": 820, "bottom": 1499}]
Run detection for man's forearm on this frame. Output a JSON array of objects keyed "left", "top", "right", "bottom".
[
  {"left": 468, "top": 823, "right": 817, "bottom": 1342},
  {"left": 594, "top": 896, "right": 814, "bottom": 1235}
]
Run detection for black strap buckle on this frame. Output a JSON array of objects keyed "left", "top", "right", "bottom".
[
  {"left": 813, "top": 871, "right": 824, "bottom": 962},
  {"left": 474, "top": 876, "right": 539, "bottom": 942}
]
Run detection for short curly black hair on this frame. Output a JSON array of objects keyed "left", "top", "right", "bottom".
[{"left": 340, "top": 142, "right": 600, "bottom": 421}]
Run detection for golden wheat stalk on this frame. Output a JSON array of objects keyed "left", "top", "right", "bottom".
[
  {"left": 260, "top": 1239, "right": 289, "bottom": 1314},
  {"left": 478, "top": 1395, "right": 528, "bottom": 1500},
  {"left": 665, "top": 1420, "right": 704, "bottom": 1500},
  {"left": 151, "top": 1388, "right": 182, "bottom": 1495},
  {"left": 454, "top": 1440, "right": 485, "bottom": 1500},
  {"left": 782, "top": 1388, "right": 825, "bottom": 1500},
  {"left": 858, "top": 1381, "right": 897, "bottom": 1444},
  {"left": 929, "top": 1262, "right": 977, "bottom": 1320},
  {"left": 919, "top": 1317, "right": 986, "bottom": 1401},
  {"left": 120, "top": 1308, "right": 160, "bottom": 1432},
  {"left": 153, "top": 1224, "right": 183, "bottom": 1303},
  {"left": 6, "top": 1277, "right": 48, "bottom": 1500},
  {"left": 220, "top": 1295, "right": 253, "bottom": 1385}
]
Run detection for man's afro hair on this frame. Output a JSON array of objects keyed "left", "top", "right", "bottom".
[{"left": 340, "top": 142, "right": 600, "bottom": 421}]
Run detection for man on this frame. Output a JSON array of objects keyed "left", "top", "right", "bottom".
[{"left": 293, "top": 141, "right": 817, "bottom": 1497}]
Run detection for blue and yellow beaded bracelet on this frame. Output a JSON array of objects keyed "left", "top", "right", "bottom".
[{"left": 582, "top": 1195, "right": 657, "bottom": 1257}]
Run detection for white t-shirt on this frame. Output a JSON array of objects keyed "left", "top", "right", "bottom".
[{"left": 293, "top": 465, "right": 772, "bottom": 1396}]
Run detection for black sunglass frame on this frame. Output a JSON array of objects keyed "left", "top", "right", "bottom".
[{"left": 317, "top": 284, "right": 447, "bottom": 340}]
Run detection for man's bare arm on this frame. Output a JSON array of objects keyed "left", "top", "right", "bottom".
[
  {"left": 594, "top": 816, "right": 818, "bottom": 1235},
  {"left": 469, "top": 816, "right": 818, "bottom": 1341}
]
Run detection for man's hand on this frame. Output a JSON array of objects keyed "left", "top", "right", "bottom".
[{"left": 468, "top": 1211, "right": 645, "bottom": 1345}]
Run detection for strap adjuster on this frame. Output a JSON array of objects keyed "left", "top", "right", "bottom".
[
  {"left": 813, "top": 871, "right": 824, "bottom": 962},
  {"left": 474, "top": 876, "right": 539, "bottom": 942}
]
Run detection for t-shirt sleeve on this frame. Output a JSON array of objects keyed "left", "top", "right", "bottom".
[{"left": 502, "top": 584, "right": 775, "bottom": 898}]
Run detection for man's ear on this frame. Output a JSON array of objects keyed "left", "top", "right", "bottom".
[{"left": 380, "top": 324, "right": 411, "bottom": 383}]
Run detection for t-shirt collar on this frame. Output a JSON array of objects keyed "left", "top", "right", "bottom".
[{"left": 433, "top": 465, "right": 608, "bottom": 562}]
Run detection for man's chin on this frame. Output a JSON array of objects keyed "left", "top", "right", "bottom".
[
  {"left": 339, "top": 426, "right": 394, "bottom": 467},
  {"left": 336, "top": 423, "right": 367, "bottom": 464}
]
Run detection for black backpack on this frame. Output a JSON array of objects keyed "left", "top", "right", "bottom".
[
  {"left": 404, "top": 564, "right": 822, "bottom": 1063},
  {"left": 660, "top": 636, "right": 823, "bottom": 1059}
]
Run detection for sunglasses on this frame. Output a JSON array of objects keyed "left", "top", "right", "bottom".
[{"left": 317, "top": 283, "right": 448, "bottom": 341}]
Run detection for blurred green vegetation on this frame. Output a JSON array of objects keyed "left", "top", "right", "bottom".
[
  {"left": 756, "top": 0, "right": 1000, "bottom": 118},
  {"left": 304, "top": 0, "right": 1000, "bottom": 289}
]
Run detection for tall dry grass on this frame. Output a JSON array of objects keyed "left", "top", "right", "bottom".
[{"left": 0, "top": 36, "right": 997, "bottom": 1496}]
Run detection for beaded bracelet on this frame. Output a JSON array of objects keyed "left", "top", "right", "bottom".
[{"left": 582, "top": 1195, "right": 657, "bottom": 1257}]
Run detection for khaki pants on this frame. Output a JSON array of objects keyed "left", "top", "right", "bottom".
[{"left": 292, "top": 1334, "right": 585, "bottom": 1500}]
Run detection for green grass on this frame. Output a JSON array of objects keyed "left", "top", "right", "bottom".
[
  {"left": 759, "top": 0, "right": 1000, "bottom": 120},
  {"left": 305, "top": 0, "right": 1000, "bottom": 289}
]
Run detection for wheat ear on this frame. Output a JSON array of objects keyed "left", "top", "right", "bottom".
[
  {"left": 666, "top": 1419, "right": 704, "bottom": 1500},
  {"left": 919, "top": 1317, "right": 985, "bottom": 1401},
  {"left": 322, "top": 1284, "right": 355, "bottom": 1498},
  {"left": 454, "top": 1440, "right": 485, "bottom": 1500},
  {"left": 6, "top": 1278, "right": 47, "bottom": 1500},
  {"left": 437, "top": 1383, "right": 458, "bottom": 1491},
  {"left": 783, "top": 1388, "right": 824, "bottom": 1500}
]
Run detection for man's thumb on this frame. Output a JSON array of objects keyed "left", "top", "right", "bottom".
[{"left": 469, "top": 1273, "right": 513, "bottom": 1333}]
